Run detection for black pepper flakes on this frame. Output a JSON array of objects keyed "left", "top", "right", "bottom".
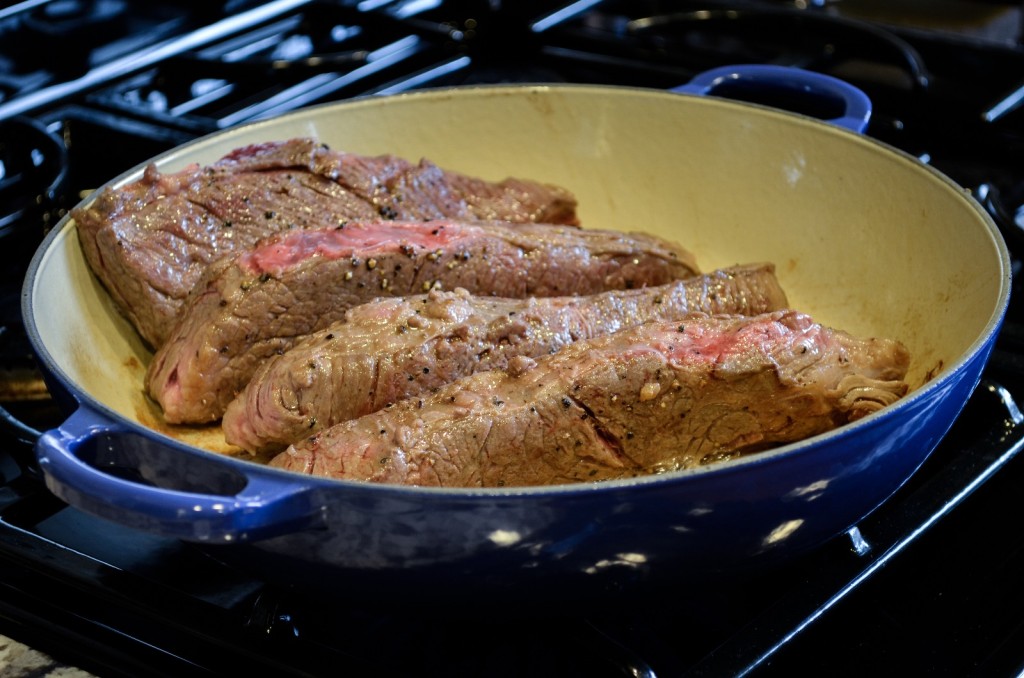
[
  {"left": 264, "top": 211, "right": 275, "bottom": 219},
  {"left": 561, "top": 397, "right": 572, "bottom": 409}
]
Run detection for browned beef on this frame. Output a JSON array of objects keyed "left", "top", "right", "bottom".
[
  {"left": 146, "top": 219, "right": 698, "bottom": 424},
  {"left": 222, "top": 263, "right": 788, "bottom": 454},
  {"left": 268, "top": 310, "right": 910, "bottom": 487},
  {"left": 74, "top": 138, "right": 580, "bottom": 348}
]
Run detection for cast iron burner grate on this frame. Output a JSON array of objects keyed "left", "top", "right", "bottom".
[
  {"left": 91, "top": 5, "right": 445, "bottom": 133},
  {"left": 0, "top": 117, "right": 66, "bottom": 256}
]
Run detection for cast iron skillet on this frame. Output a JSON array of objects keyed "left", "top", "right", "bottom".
[{"left": 25, "top": 67, "right": 1009, "bottom": 599}]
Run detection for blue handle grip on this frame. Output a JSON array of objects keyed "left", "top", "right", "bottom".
[
  {"left": 35, "top": 407, "right": 321, "bottom": 543},
  {"left": 673, "top": 64, "right": 872, "bottom": 134}
]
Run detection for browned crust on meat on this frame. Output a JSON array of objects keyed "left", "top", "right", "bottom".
[
  {"left": 223, "top": 263, "right": 788, "bottom": 454},
  {"left": 269, "top": 310, "right": 910, "bottom": 488},
  {"left": 146, "top": 219, "right": 698, "bottom": 425},
  {"left": 74, "top": 138, "right": 581, "bottom": 348}
]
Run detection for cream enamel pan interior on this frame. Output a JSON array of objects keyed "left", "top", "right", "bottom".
[{"left": 30, "top": 84, "right": 1008, "bottom": 465}]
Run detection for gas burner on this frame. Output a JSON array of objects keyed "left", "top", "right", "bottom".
[
  {"left": 17, "top": 0, "right": 132, "bottom": 77},
  {"left": 0, "top": 117, "right": 66, "bottom": 264},
  {"left": 22, "top": 0, "right": 130, "bottom": 36},
  {"left": 91, "top": 4, "right": 447, "bottom": 131}
]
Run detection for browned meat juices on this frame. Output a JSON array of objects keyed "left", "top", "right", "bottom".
[
  {"left": 223, "top": 263, "right": 788, "bottom": 454},
  {"left": 147, "top": 219, "right": 699, "bottom": 424},
  {"left": 269, "top": 310, "right": 911, "bottom": 487},
  {"left": 74, "top": 138, "right": 580, "bottom": 348}
]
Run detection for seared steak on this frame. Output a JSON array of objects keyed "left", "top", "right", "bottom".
[
  {"left": 269, "top": 310, "right": 910, "bottom": 487},
  {"left": 223, "top": 263, "right": 788, "bottom": 454},
  {"left": 147, "top": 219, "right": 698, "bottom": 424},
  {"left": 74, "top": 138, "right": 579, "bottom": 348}
]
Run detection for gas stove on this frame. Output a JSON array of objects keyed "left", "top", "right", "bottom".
[{"left": 0, "top": 1, "right": 1023, "bottom": 676}]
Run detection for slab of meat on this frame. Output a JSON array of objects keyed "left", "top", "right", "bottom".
[
  {"left": 146, "top": 219, "right": 698, "bottom": 425},
  {"left": 74, "top": 138, "right": 580, "bottom": 348},
  {"left": 222, "top": 263, "right": 788, "bottom": 454},
  {"left": 268, "top": 310, "right": 911, "bottom": 487}
]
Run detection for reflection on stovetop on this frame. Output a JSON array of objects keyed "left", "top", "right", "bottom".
[{"left": 0, "top": 1, "right": 1023, "bottom": 676}]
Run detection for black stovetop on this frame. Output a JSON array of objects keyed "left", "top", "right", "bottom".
[{"left": 1, "top": 1, "right": 1023, "bottom": 676}]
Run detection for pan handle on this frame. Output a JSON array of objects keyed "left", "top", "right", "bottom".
[
  {"left": 672, "top": 64, "right": 872, "bottom": 134},
  {"left": 35, "top": 406, "right": 322, "bottom": 543}
]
